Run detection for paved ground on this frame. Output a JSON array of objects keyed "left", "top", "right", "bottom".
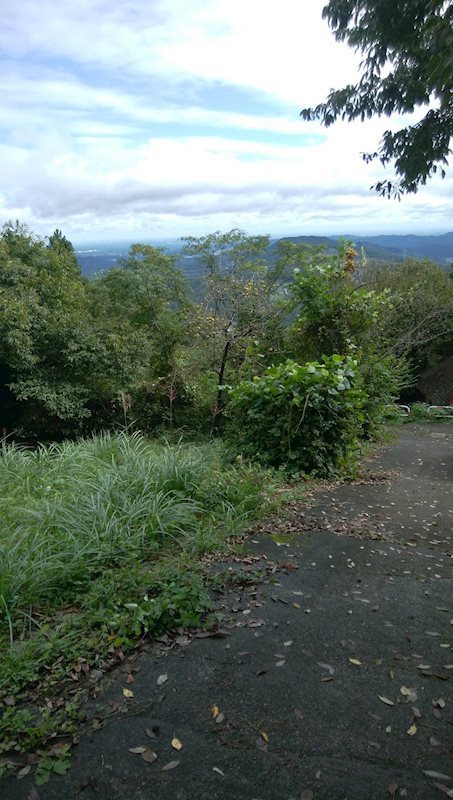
[{"left": 5, "top": 424, "right": 453, "bottom": 800}]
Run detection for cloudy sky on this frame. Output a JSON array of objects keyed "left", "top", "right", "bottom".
[{"left": 1, "top": 0, "right": 451, "bottom": 243}]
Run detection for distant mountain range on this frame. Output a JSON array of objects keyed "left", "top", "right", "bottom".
[
  {"left": 75, "top": 232, "right": 453, "bottom": 278},
  {"left": 276, "top": 233, "right": 453, "bottom": 268}
]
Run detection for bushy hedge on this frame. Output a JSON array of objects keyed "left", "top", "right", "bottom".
[{"left": 228, "top": 355, "right": 365, "bottom": 476}]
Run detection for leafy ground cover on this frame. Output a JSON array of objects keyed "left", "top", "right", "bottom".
[
  {"left": 0, "top": 432, "right": 282, "bottom": 773},
  {"left": 386, "top": 402, "right": 453, "bottom": 424}
]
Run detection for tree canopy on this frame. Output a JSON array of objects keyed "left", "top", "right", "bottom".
[
  {"left": 301, "top": 0, "right": 453, "bottom": 196},
  {"left": 1, "top": 220, "right": 451, "bottom": 442}
]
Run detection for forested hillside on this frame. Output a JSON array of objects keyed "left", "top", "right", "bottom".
[{"left": 2, "top": 221, "right": 452, "bottom": 452}]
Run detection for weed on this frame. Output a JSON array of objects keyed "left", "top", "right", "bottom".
[{"left": 0, "top": 432, "right": 280, "bottom": 771}]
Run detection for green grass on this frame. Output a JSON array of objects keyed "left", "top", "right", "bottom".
[{"left": 0, "top": 432, "right": 280, "bottom": 766}]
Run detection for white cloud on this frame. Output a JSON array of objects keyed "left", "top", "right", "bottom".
[
  {"left": 0, "top": 0, "right": 451, "bottom": 239},
  {"left": 1, "top": 0, "right": 359, "bottom": 100}
]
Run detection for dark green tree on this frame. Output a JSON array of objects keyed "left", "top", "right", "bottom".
[
  {"left": 48, "top": 228, "right": 75, "bottom": 254},
  {"left": 0, "top": 223, "right": 153, "bottom": 437},
  {"left": 357, "top": 256, "right": 453, "bottom": 371},
  {"left": 91, "top": 244, "right": 190, "bottom": 377},
  {"left": 301, "top": 1, "right": 452, "bottom": 196}
]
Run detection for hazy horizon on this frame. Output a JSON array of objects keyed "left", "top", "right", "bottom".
[{"left": 71, "top": 229, "right": 453, "bottom": 248}]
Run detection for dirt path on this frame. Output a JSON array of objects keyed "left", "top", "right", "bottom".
[{"left": 4, "top": 425, "right": 453, "bottom": 800}]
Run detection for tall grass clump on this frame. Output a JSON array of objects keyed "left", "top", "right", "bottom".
[{"left": 0, "top": 432, "right": 265, "bottom": 646}]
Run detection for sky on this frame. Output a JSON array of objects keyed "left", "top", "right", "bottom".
[{"left": 1, "top": 0, "right": 452, "bottom": 243}]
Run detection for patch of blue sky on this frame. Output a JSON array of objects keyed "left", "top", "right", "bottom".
[
  {"left": 186, "top": 82, "right": 295, "bottom": 116},
  {"left": 77, "top": 120, "right": 326, "bottom": 148},
  {"left": 6, "top": 50, "right": 300, "bottom": 120}
]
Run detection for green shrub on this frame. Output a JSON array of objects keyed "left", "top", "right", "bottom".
[
  {"left": 358, "top": 354, "right": 410, "bottom": 438},
  {"left": 227, "top": 355, "right": 365, "bottom": 476},
  {"left": 405, "top": 402, "right": 453, "bottom": 422}
]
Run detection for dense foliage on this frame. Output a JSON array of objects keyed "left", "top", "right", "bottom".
[
  {"left": 0, "top": 222, "right": 153, "bottom": 437},
  {"left": 228, "top": 355, "right": 364, "bottom": 476},
  {"left": 301, "top": 1, "right": 452, "bottom": 196},
  {"left": 1, "top": 221, "right": 450, "bottom": 464}
]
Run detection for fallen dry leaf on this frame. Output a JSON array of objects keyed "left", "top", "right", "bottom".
[
  {"left": 171, "top": 737, "right": 182, "bottom": 751},
  {"left": 379, "top": 696, "right": 395, "bottom": 706},
  {"left": 212, "top": 767, "right": 225, "bottom": 776},
  {"left": 211, "top": 705, "right": 220, "bottom": 719},
  {"left": 407, "top": 724, "right": 417, "bottom": 736},
  {"left": 434, "top": 784, "right": 453, "bottom": 798},
  {"left": 157, "top": 674, "right": 168, "bottom": 686},
  {"left": 161, "top": 760, "right": 180, "bottom": 771},
  {"left": 128, "top": 746, "right": 147, "bottom": 754},
  {"left": 317, "top": 662, "right": 334, "bottom": 675},
  {"left": 255, "top": 736, "right": 269, "bottom": 753},
  {"left": 400, "top": 686, "right": 417, "bottom": 703},
  {"left": 423, "top": 771, "right": 451, "bottom": 781},
  {"left": 141, "top": 748, "right": 157, "bottom": 764},
  {"left": 122, "top": 688, "right": 134, "bottom": 698},
  {"left": 349, "top": 658, "right": 362, "bottom": 666},
  {"left": 260, "top": 731, "right": 269, "bottom": 743},
  {"left": 17, "top": 765, "right": 32, "bottom": 779},
  {"left": 215, "top": 712, "right": 224, "bottom": 724}
]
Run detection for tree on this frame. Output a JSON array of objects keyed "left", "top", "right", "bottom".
[
  {"left": 0, "top": 223, "right": 154, "bottom": 437},
  {"left": 357, "top": 256, "right": 453, "bottom": 370},
  {"left": 181, "top": 230, "right": 287, "bottom": 421},
  {"left": 48, "top": 228, "right": 75, "bottom": 255},
  {"left": 89, "top": 245, "right": 197, "bottom": 429},
  {"left": 301, "top": 1, "right": 453, "bottom": 196},
  {"left": 286, "top": 242, "right": 411, "bottom": 435},
  {"left": 0, "top": 222, "right": 89, "bottom": 433},
  {"left": 91, "top": 244, "right": 190, "bottom": 377}
]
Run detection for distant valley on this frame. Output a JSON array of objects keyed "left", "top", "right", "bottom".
[{"left": 75, "top": 231, "right": 453, "bottom": 279}]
